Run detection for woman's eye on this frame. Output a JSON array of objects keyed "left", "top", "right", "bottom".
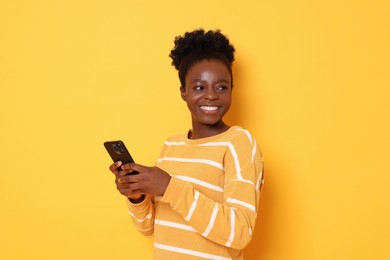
[{"left": 216, "top": 85, "right": 228, "bottom": 91}]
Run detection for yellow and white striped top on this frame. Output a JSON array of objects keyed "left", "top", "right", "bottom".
[{"left": 127, "top": 126, "right": 264, "bottom": 260}]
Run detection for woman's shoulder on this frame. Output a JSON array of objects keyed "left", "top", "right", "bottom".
[
  {"left": 165, "top": 131, "right": 188, "bottom": 143},
  {"left": 228, "top": 126, "right": 263, "bottom": 159},
  {"left": 223, "top": 126, "right": 257, "bottom": 143}
]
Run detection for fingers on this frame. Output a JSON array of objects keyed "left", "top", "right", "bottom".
[
  {"left": 117, "top": 166, "right": 171, "bottom": 197},
  {"left": 121, "top": 163, "right": 148, "bottom": 173},
  {"left": 117, "top": 181, "right": 141, "bottom": 190},
  {"left": 117, "top": 162, "right": 145, "bottom": 177},
  {"left": 110, "top": 161, "right": 145, "bottom": 199},
  {"left": 117, "top": 173, "right": 142, "bottom": 184},
  {"left": 109, "top": 161, "right": 122, "bottom": 174},
  {"left": 117, "top": 169, "right": 136, "bottom": 178},
  {"left": 117, "top": 188, "right": 141, "bottom": 197},
  {"left": 109, "top": 161, "right": 135, "bottom": 177},
  {"left": 109, "top": 162, "right": 170, "bottom": 197},
  {"left": 116, "top": 181, "right": 143, "bottom": 197}
]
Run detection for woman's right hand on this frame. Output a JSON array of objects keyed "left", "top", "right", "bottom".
[{"left": 109, "top": 161, "right": 144, "bottom": 203}]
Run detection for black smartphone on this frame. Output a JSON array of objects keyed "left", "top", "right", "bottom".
[{"left": 104, "top": 140, "right": 138, "bottom": 174}]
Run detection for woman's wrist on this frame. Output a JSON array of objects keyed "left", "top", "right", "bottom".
[{"left": 129, "top": 195, "right": 145, "bottom": 204}]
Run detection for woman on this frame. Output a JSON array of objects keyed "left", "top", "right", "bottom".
[{"left": 109, "top": 29, "right": 264, "bottom": 259}]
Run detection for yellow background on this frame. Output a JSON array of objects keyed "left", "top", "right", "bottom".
[{"left": 1, "top": 1, "right": 389, "bottom": 259}]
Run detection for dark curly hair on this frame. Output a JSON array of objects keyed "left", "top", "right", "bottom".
[{"left": 169, "top": 29, "right": 235, "bottom": 88}]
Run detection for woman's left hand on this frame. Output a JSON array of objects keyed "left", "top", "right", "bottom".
[{"left": 118, "top": 163, "right": 172, "bottom": 197}]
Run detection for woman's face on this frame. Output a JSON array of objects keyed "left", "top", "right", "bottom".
[{"left": 180, "top": 59, "right": 232, "bottom": 131}]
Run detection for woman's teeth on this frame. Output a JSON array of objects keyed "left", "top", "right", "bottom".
[{"left": 200, "top": 106, "right": 219, "bottom": 111}]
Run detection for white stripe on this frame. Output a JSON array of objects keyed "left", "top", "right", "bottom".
[
  {"left": 164, "top": 139, "right": 257, "bottom": 185},
  {"left": 155, "top": 219, "right": 196, "bottom": 232},
  {"left": 225, "top": 208, "right": 236, "bottom": 247},
  {"left": 128, "top": 212, "right": 152, "bottom": 223},
  {"left": 154, "top": 242, "right": 232, "bottom": 260},
  {"left": 176, "top": 175, "right": 224, "bottom": 192},
  {"left": 227, "top": 142, "right": 242, "bottom": 180},
  {"left": 237, "top": 128, "right": 252, "bottom": 144},
  {"left": 184, "top": 191, "right": 200, "bottom": 221},
  {"left": 135, "top": 226, "right": 154, "bottom": 232},
  {"left": 226, "top": 198, "right": 256, "bottom": 213},
  {"left": 256, "top": 169, "right": 263, "bottom": 191},
  {"left": 200, "top": 142, "right": 242, "bottom": 180},
  {"left": 230, "top": 178, "right": 255, "bottom": 186},
  {"left": 164, "top": 141, "right": 187, "bottom": 146},
  {"left": 158, "top": 157, "right": 223, "bottom": 170},
  {"left": 251, "top": 139, "right": 257, "bottom": 163},
  {"left": 202, "top": 204, "right": 218, "bottom": 237}
]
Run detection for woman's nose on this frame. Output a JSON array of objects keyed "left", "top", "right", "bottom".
[{"left": 204, "top": 88, "right": 218, "bottom": 100}]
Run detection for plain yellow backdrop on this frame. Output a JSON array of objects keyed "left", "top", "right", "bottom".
[{"left": 1, "top": 0, "right": 389, "bottom": 259}]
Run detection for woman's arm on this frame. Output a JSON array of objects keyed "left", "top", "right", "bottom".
[
  {"left": 126, "top": 195, "right": 155, "bottom": 237},
  {"left": 109, "top": 161, "right": 156, "bottom": 237}
]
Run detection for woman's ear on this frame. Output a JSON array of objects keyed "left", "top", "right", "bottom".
[{"left": 180, "top": 86, "right": 186, "bottom": 101}]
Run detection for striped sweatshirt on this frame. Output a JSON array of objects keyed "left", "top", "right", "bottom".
[{"left": 127, "top": 126, "right": 264, "bottom": 260}]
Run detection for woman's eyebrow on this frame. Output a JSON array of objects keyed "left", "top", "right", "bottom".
[
  {"left": 191, "top": 79, "right": 230, "bottom": 84},
  {"left": 216, "top": 79, "right": 230, "bottom": 83}
]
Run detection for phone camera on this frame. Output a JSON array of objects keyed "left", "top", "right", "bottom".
[{"left": 113, "top": 143, "right": 124, "bottom": 154}]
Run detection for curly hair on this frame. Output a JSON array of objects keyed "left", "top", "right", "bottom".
[{"left": 169, "top": 29, "right": 235, "bottom": 87}]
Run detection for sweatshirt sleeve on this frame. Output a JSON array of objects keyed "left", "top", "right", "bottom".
[
  {"left": 160, "top": 135, "right": 264, "bottom": 249},
  {"left": 126, "top": 195, "right": 155, "bottom": 237}
]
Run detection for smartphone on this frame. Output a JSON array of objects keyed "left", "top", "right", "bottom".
[{"left": 104, "top": 140, "right": 138, "bottom": 174}]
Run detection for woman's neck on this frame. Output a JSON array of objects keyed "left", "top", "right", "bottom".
[{"left": 189, "top": 121, "right": 230, "bottom": 139}]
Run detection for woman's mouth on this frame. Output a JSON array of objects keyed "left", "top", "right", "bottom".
[{"left": 200, "top": 106, "right": 219, "bottom": 112}]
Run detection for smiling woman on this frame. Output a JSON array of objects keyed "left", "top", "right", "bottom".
[
  {"left": 108, "top": 29, "right": 264, "bottom": 260},
  {"left": 181, "top": 59, "right": 232, "bottom": 139}
]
